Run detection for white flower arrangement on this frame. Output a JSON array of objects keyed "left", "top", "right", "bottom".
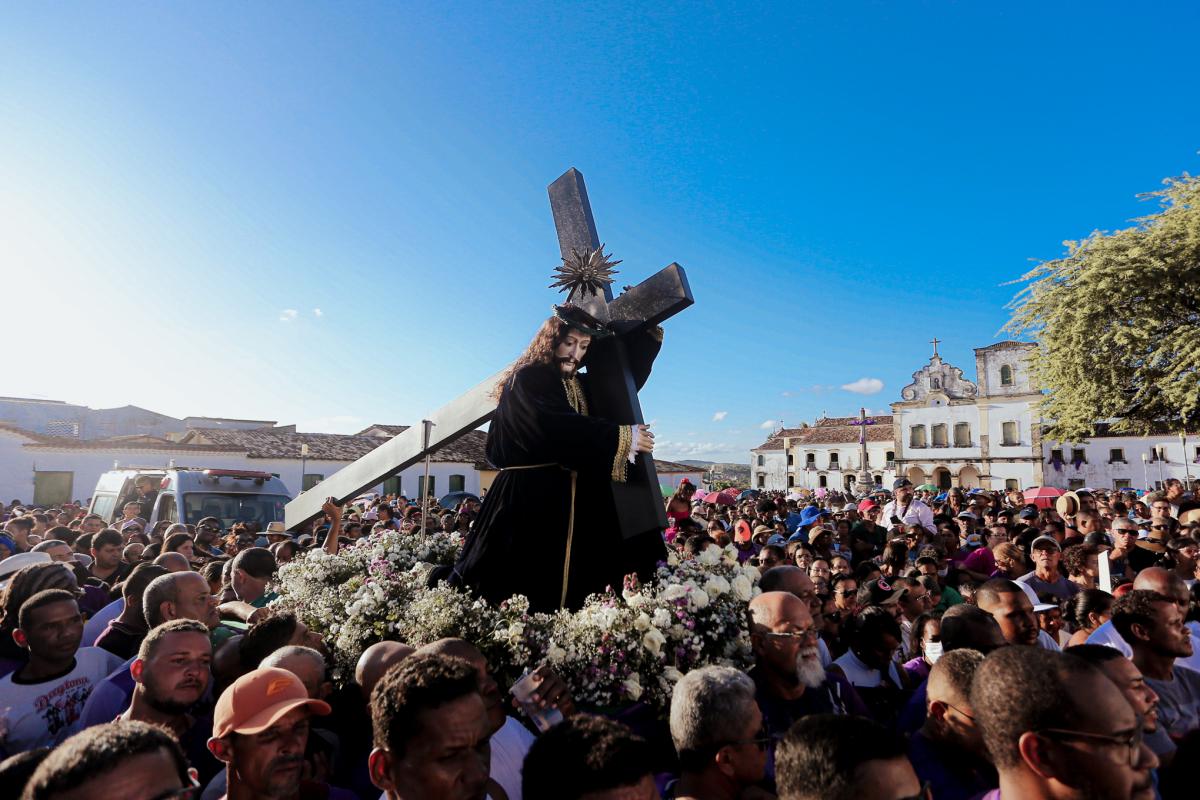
[{"left": 273, "top": 530, "right": 760, "bottom": 712}]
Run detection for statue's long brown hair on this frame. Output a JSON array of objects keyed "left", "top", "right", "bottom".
[{"left": 493, "top": 316, "right": 577, "bottom": 399}]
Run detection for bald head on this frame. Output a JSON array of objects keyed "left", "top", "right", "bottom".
[
  {"left": 355, "top": 640, "right": 415, "bottom": 698},
  {"left": 153, "top": 552, "right": 191, "bottom": 572},
  {"left": 261, "top": 645, "right": 329, "bottom": 699},
  {"left": 758, "top": 565, "right": 815, "bottom": 599},
  {"left": 748, "top": 590, "right": 810, "bottom": 629},
  {"left": 1133, "top": 566, "right": 1186, "bottom": 596}
]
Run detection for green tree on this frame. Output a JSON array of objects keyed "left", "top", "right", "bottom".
[{"left": 1005, "top": 174, "right": 1200, "bottom": 442}]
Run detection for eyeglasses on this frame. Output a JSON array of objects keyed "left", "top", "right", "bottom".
[
  {"left": 1036, "top": 721, "right": 1146, "bottom": 767},
  {"left": 896, "top": 781, "right": 932, "bottom": 800},
  {"left": 720, "top": 725, "right": 773, "bottom": 751},
  {"left": 148, "top": 773, "right": 202, "bottom": 800},
  {"left": 946, "top": 702, "right": 975, "bottom": 721},
  {"left": 761, "top": 627, "right": 819, "bottom": 642}
]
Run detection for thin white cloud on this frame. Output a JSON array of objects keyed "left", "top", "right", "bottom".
[
  {"left": 279, "top": 309, "right": 299, "bottom": 322},
  {"left": 313, "top": 308, "right": 323, "bottom": 317},
  {"left": 780, "top": 391, "right": 793, "bottom": 397},
  {"left": 712, "top": 411, "right": 728, "bottom": 422},
  {"left": 760, "top": 419, "right": 777, "bottom": 430},
  {"left": 842, "top": 377, "right": 884, "bottom": 395},
  {"left": 657, "top": 440, "right": 729, "bottom": 458}
]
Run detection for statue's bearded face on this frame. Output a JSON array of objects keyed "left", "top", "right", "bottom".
[{"left": 554, "top": 329, "right": 591, "bottom": 377}]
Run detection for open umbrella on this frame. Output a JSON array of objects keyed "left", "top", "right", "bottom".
[
  {"left": 705, "top": 488, "right": 738, "bottom": 506},
  {"left": 660, "top": 484, "right": 675, "bottom": 498},
  {"left": 737, "top": 489, "right": 759, "bottom": 501},
  {"left": 917, "top": 483, "right": 938, "bottom": 492},
  {"left": 1024, "top": 486, "right": 1065, "bottom": 510},
  {"left": 786, "top": 492, "right": 804, "bottom": 502},
  {"left": 438, "top": 491, "right": 480, "bottom": 509}
]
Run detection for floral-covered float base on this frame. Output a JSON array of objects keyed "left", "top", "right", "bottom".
[{"left": 273, "top": 530, "right": 762, "bottom": 711}]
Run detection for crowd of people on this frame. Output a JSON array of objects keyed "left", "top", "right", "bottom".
[{"left": 0, "top": 474, "right": 1198, "bottom": 799}]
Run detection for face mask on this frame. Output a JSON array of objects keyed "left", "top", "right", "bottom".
[{"left": 924, "top": 641, "right": 944, "bottom": 663}]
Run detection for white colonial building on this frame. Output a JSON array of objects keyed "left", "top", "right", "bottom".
[
  {"left": 751, "top": 340, "right": 1198, "bottom": 493},
  {"left": 890, "top": 341, "right": 1044, "bottom": 492}
]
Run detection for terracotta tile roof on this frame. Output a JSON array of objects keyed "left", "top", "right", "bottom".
[
  {"left": 183, "top": 427, "right": 487, "bottom": 464},
  {"left": 356, "top": 424, "right": 412, "bottom": 436},
  {"left": 787, "top": 416, "right": 895, "bottom": 445},
  {"left": 1, "top": 421, "right": 245, "bottom": 453},
  {"left": 752, "top": 436, "right": 785, "bottom": 451}
]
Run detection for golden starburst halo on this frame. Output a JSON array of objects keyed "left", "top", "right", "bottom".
[{"left": 549, "top": 244, "right": 621, "bottom": 301}]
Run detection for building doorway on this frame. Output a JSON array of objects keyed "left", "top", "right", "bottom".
[{"left": 933, "top": 467, "right": 952, "bottom": 491}]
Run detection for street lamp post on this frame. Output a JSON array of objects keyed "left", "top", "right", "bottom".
[{"left": 1141, "top": 453, "right": 1149, "bottom": 491}]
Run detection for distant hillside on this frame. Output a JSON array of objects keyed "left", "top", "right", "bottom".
[{"left": 675, "top": 460, "right": 751, "bottom": 486}]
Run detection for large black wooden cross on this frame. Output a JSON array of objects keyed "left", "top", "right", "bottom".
[{"left": 284, "top": 168, "right": 693, "bottom": 536}]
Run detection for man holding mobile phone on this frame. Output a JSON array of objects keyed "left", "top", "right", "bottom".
[{"left": 880, "top": 478, "right": 936, "bottom": 536}]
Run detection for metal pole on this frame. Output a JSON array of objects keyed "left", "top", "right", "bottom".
[
  {"left": 421, "top": 420, "right": 434, "bottom": 536},
  {"left": 1142, "top": 454, "right": 1149, "bottom": 491},
  {"left": 1157, "top": 449, "right": 1164, "bottom": 491},
  {"left": 1181, "top": 430, "right": 1193, "bottom": 490},
  {"left": 300, "top": 443, "right": 309, "bottom": 495}
]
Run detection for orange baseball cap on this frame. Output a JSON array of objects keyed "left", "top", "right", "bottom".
[{"left": 213, "top": 667, "right": 331, "bottom": 738}]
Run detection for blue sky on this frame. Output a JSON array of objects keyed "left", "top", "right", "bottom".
[{"left": 3, "top": 2, "right": 1198, "bottom": 462}]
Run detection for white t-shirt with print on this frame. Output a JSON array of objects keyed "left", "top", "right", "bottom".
[{"left": 0, "top": 647, "right": 123, "bottom": 755}]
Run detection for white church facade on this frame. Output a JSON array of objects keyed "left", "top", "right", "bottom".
[{"left": 752, "top": 340, "right": 1197, "bottom": 493}]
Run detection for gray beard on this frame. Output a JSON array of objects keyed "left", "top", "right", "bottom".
[{"left": 796, "top": 647, "right": 826, "bottom": 689}]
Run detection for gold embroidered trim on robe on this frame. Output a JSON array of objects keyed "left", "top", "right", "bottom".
[
  {"left": 612, "top": 424, "right": 633, "bottom": 483},
  {"left": 562, "top": 376, "right": 589, "bottom": 416}
]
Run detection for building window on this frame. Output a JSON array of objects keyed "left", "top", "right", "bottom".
[
  {"left": 1149, "top": 446, "right": 1167, "bottom": 462},
  {"left": 910, "top": 426, "right": 927, "bottom": 448},
  {"left": 787, "top": 454, "right": 794, "bottom": 466},
  {"left": 1001, "top": 422, "right": 1018, "bottom": 446},
  {"left": 417, "top": 476, "right": 436, "bottom": 498},
  {"left": 1114, "top": 479, "right": 1132, "bottom": 490},
  {"left": 953, "top": 422, "right": 970, "bottom": 447},
  {"left": 302, "top": 474, "right": 324, "bottom": 491},
  {"left": 931, "top": 424, "right": 948, "bottom": 447},
  {"left": 1050, "top": 448, "right": 1064, "bottom": 463},
  {"left": 886, "top": 450, "right": 895, "bottom": 464},
  {"left": 1068, "top": 479, "right": 1085, "bottom": 490},
  {"left": 931, "top": 377, "right": 941, "bottom": 390},
  {"left": 382, "top": 476, "right": 402, "bottom": 496},
  {"left": 33, "top": 471, "right": 74, "bottom": 506},
  {"left": 1000, "top": 365, "right": 1013, "bottom": 386},
  {"left": 1005, "top": 479, "right": 1019, "bottom": 491},
  {"left": 448, "top": 474, "right": 466, "bottom": 493},
  {"left": 757, "top": 454, "right": 765, "bottom": 467},
  {"left": 829, "top": 453, "right": 840, "bottom": 469},
  {"left": 874, "top": 474, "right": 883, "bottom": 485},
  {"left": 818, "top": 475, "right": 828, "bottom": 488},
  {"left": 805, "top": 453, "right": 815, "bottom": 467},
  {"left": 1108, "top": 448, "right": 1125, "bottom": 464},
  {"left": 757, "top": 475, "right": 765, "bottom": 488},
  {"left": 1070, "top": 448, "right": 1087, "bottom": 466},
  {"left": 787, "top": 475, "right": 794, "bottom": 487}
]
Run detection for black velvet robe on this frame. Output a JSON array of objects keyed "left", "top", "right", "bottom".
[{"left": 448, "top": 327, "right": 666, "bottom": 612}]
